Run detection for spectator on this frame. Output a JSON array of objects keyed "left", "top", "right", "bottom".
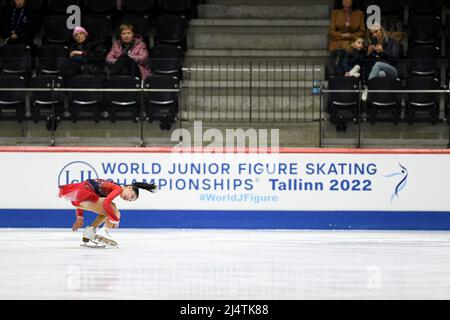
[
  {"left": 361, "top": 23, "right": 403, "bottom": 101},
  {"left": 338, "top": 36, "right": 366, "bottom": 78},
  {"left": 366, "top": 23, "right": 401, "bottom": 81},
  {"left": 1, "top": 0, "right": 35, "bottom": 46},
  {"left": 328, "top": 0, "right": 365, "bottom": 52},
  {"left": 106, "top": 23, "right": 150, "bottom": 79},
  {"left": 60, "top": 26, "right": 106, "bottom": 81}
]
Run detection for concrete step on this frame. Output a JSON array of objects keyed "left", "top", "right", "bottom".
[
  {"left": 188, "top": 33, "right": 328, "bottom": 50},
  {"left": 206, "top": 0, "right": 331, "bottom": 5},
  {"left": 183, "top": 63, "right": 324, "bottom": 81},
  {"left": 181, "top": 94, "right": 320, "bottom": 113},
  {"left": 182, "top": 80, "right": 318, "bottom": 88},
  {"left": 198, "top": 4, "right": 330, "bottom": 19},
  {"left": 189, "top": 19, "right": 330, "bottom": 32},
  {"left": 185, "top": 49, "right": 329, "bottom": 59},
  {"left": 181, "top": 110, "right": 319, "bottom": 122}
]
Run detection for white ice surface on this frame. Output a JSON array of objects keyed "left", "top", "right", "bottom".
[{"left": 1, "top": 229, "right": 450, "bottom": 299}]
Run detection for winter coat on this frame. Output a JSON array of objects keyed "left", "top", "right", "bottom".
[
  {"left": 328, "top": 9, "right": 365, "bottom": 51},
  {"left": 342, "top": 48, "right": 367, "bottom": 73},
  {"left": 106, "top": 35, "right": 150, "bottom": 79}
]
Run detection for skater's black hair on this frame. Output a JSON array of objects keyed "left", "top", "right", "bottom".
[{"left": 129, "top": 182, "right": 157, "bottom": 198}]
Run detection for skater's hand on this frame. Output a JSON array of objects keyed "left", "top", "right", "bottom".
[{"left": 72, "top": 217, "right": 84, "bottom": 231}]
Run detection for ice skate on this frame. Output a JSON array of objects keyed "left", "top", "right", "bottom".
[{"left": 94, "top": 228, "right": 118, "bottom": 248}]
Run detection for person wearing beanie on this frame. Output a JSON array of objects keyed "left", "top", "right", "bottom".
[{"left": 60, "top": 26, "right": 107, "bottom": 81}]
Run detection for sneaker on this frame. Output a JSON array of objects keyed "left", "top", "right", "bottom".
[
  {"left": 361, "top": 87, "right": 368, "bottom": 102},
  {"left": 348, "top": 65, "right": 361, "bottom": 77},
  {"left": 352, "top": 72, "right": 360, "bottom": 78}
]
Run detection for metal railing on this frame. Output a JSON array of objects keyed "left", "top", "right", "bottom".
[
  {"left": 181, "top": 61, "right": 323, "bottom": 123},
  {"left": 0, "top": 84, "right": 181, "bottom": 146}
]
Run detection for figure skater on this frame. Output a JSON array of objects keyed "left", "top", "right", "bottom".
[{"left": 58, "top": 179, "right": 157, "bottom": 247}]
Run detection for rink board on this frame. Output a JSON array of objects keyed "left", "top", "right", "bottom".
[
  {"left": 1, "top": 209, "right": 450, "bottom": 230},
  {"left": 1, "top": 147, "right": 450, "bottom": 230}
]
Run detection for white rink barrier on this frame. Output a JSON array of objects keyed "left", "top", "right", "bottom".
[{"left": 0, "top": 147, "right": 449, "bottom": 230}]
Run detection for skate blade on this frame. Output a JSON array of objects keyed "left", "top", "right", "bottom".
[
  {"left": 95, "top": 235, "right": 118, "bottom": 248},
  {"left": 80, "top": 242, "right": 107, "bottom": 249}
]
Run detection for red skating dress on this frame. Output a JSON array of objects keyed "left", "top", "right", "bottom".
[{"left": 58, "top": 179, "right": 122, "bottom": 223}]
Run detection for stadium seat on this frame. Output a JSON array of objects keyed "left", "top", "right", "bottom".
[
  {"left": 67, "top": 75, "right": 104, "bottom": 123},
  {"left": 0, "top": 45, "right": 32, "bottom": 76},
  {"left": 160, "top": 0, "right": 194, "bottom": 18},
  {"left": 328, "top": 76, "right": 360, "bottom": 132},
  {"left": 123, "top": 0, "right": 153, "bottom": 13},
  {"left": 82, "top": 14, "right": 113, "bottom": 47},
  {"left": 48, "top": 0, "right": 81, "bottom": 13},
  {"left": 0, "top": 75, "right": 26, "bottom": 122},
  {"left": 43, "top": 15, "right": 72, "bottom": 45},
  {"left": 36, "top": 44, "right": 67, "bottom": 75},
  {"left": 86, "top": 0, "right": 116, "bottom": 14},
  {"left": 154, "top": 15, "right": 188, "bottom": 49},
  {"left": 366, "top": 77, "right": 402, "bottom": 124},
  {"left": 29, "top": 75, "right": 65, "bottom": 125},
  {"left": 374, "top": 0, "right": 403, "bottom": 17},
  {"left": 408, "top": 15, "right": 441, "bottom": 47},
  {"left": 410, "top": 0, "right": 440, "bottom": 16},
  {"left": 147, "top": 44, "right": 183, "bottom": 77},
  {"left": 407, "top": 46, "right": 440, "bottom": 78},
  {"left": 105, "top": 76, "right": 141, "bottom": 123},
  {"left": 405, "top": 77, "right": 440, "bottom": 124},
  {"left": 144, "top": 74, "right": 179, "bottom": 130}
]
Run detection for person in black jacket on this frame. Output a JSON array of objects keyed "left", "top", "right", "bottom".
[
  {"left": 342, "top": 36, "right": 367, "bottom": 77},
  {"left": 1, "top": 0, "right": 35, "bottom": 46},
  {"left": 60, "top": 26, "right": 107, "bottom": 81},
  {"left": 366, "top": 23, "right": 401, "bottom": 80}
]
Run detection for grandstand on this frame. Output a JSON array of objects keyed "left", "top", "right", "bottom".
[{"left": 0, "top": 0, "right": 449, "bottom": 148}]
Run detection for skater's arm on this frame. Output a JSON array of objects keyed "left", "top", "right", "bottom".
[
  {"left": 71, "top": 201, "right": 84, "bottom": 231},
  {"left": 102, "top": 183, "right": 123, "bottom": 224}
]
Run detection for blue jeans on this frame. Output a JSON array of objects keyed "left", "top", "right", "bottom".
[{"left": 368, "top": 62, "right": 398, "bottom": 80}]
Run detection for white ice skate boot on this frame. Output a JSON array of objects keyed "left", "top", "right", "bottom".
[
  {"left": 80, "top": 226, "right": 106, "bottom": 248},
  {"left": 94, "top": 227, "right": 118, "bottom": 248},
  {"left": 82, "top": 226, "right": 97, "bottom": 243}
]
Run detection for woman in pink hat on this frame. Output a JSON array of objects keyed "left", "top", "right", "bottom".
[{"left": 106, "top": 23, "right": 150, "bottom": 79}]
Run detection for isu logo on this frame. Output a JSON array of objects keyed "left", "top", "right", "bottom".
[{"left": 58, "top": 161, "right": 99, "bottom": 186}]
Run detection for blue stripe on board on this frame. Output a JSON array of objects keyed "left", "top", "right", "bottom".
[{"left": 1, "top": 209, "right": 450, "bottom": 230}]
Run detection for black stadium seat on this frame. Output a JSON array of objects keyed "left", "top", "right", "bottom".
[
  {"left": 0, "top": 75, "right": 26, "bottom": 122},
  {"left": 405, "top": 77, "right": 440, "bottom": 124},
  {"left": 43, "top": 15, "right": 71, "bottom": 45},
  {"left": 29, "top": 75, "right": 65, "bottom": 125},
  {"left": 82, "top": 14, "right": 113, "bottom": 45},
  {"left": 105, "top": 76, "right": 141, "bottom": 122},
  {"left": 328, "top": 76, "right": 360, "bottom": 132},
  {"left": 366, "top": 77, "right": 402, "bottom": 124},
  {"left": 147, "top": 44, "right": 183, "bottom": 77},
  {"left": 0, "top": 45, "right": 32, "bottom": 76},
  {"left": 67, "top": 75, "right": 104, "bottom": 122},
  {"left": 48, "top": 0, "right": 81, "bottom": 13},
  {"left": 408, "top": 46, "right": 440, "bottom": 78},
  {"left": 144, "top": 74, "right": 179, "bottom": 130},
  {"left": 86, "top": 0, "right": 116, "bottom": 14},
  {"left": 410, "top": 0, "right": 440, "bottom": 16},
  {"left": 36, "top": 44, "right": 67, "bottom": 75},
  {"left": 124, "top": 0, "right": 154, "bottom": 13},
  {"left": 154, "top": 15, "right": 188, "bottom": 49},
  {"left": 408, "top": 15, "right": 441, "bottom": 47}
]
